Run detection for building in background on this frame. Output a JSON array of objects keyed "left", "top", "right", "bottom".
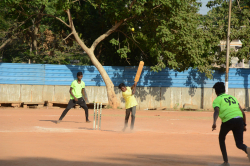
[{"left": 219, "top": 39, "right": 249, "bottom": 68}]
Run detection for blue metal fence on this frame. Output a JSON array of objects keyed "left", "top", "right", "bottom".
[
  {"left": 0, "top": 63, "right": 45, "bottom": 85},
  {"left": 0, "top": 63, "right": 249, "bottom": 88}
]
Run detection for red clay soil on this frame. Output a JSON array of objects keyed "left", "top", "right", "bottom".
[{"left": 0, "top": 108, "right": 249, "bottom": 166}]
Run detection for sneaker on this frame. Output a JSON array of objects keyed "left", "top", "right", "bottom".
[
  {"left": 86, "top": 120, "right": 91, "bottom": 123},
  {"left": 247, "top": 147, "right": 250, "bottom": 162},
  {"left": 56, "top": 120, "right": 61, "bottom": 124},
  {"left": 218, "top": 163, "right": 230, "bottom": 166}
]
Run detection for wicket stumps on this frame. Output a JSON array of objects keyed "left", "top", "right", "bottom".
[{"left": 93, "top": 102, "right": 102, "bottom": 130}]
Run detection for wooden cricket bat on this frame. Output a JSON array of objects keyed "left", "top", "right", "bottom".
[{"left": 134, "top": 61, "right": 144, "bottom": 82}]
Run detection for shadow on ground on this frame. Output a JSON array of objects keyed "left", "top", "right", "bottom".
[
  {"left": 39, "top": 120, "right": 82, "bottom": 124},
  {"left": 0, "top": 154, "right": 248, "bottom": 166},
  {"left": 78, "top": 127, "right": 121, "bottom": 133}
]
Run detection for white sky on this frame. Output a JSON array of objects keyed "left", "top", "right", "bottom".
[{"left": 198, "top": 0, "right": 211, "bottom": 15}]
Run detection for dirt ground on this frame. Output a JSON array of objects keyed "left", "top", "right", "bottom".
[{"left": 0, "top": 108, "right": 249, "bottom": 166}]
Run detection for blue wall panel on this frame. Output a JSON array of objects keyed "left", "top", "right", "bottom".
[
  {"left": 0, "top": 63, "right": 44, "bottom": 85},
  {"left": 0, "top": 63, "right": 249, "bottom": 88}
]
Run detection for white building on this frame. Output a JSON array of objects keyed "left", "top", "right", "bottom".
[{"left": 219, "top": 39, "right": 249, "bottom": 68}]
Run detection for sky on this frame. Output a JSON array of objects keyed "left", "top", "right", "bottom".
[{"left": 198, "top": 0, "right": 211, "bottom": 15}]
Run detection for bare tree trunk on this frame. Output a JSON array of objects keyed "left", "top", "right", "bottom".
[
  {"left": 36, "top": 2, "right": 136, "bottom": 108},
  {"left": 65, "top": 9, "right": 120, "bottom": 108},
  {"left": 87, "top": 51, "right": 119, "bottom": 108},
  {"left": 29, "top": 43, "right": 32, "bottom": 64},
  {"left": 30, "top": 5, "right": 46, "bottom": 63},
  {"left": 33, "top": 5, "right": 45, "bottom": 56},
  {"left": 73, "top": 27, "right": 119, "bottom": 108},
  {"left": 32, "top": 29, "right": 38, "bottom": 55},
  {"left": 30, "top": 19, "right": 36, "bottom": 55},
  {"left": 32, "top": 26, "right": 38, "bottom": 63}
]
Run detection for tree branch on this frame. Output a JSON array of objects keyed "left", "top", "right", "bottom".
[
  {"left": 16, "top": 9, "right": 71, "bottom": 28},
  {"left": 236, "top": 0, "right": 250, "bottom": 24},
  {"left": 116, "top": 30, "right": 147, "bottom": 58},
  {"left": 65, "top": 9, "right": 74, "bottom": 28},
  {"left": 71, "top": 0, "right": 79, "bottom": 3},
  {"left": 0, "top": 38, "right": 13, "bottom": 51},
  {"left": 34, "top": 5, "right": 46, "bottom": 26},
  {"left": 126, "top": 57, "right": 131, "bottom": 65},
  {"left": 90, "top": 20, "right": 124, "bottom": 51},
  {"left": 124, "top": 15, "right": 137, "bottom": 22},
  {"left": 63, "top": 32, "right": 73, "bottom": 40},
  {"left": 153, "top": 4, "right": 162, "bottom": 10},
  {"left": 3, "top": 20, "right": 42, "bottom": 46},
  {"left": 9, "top": 14, "right": 36, "bottom": 34},
  {"left": 129, "top": 0, "right": 136, "bottom": 12},
  {"left": 41, "top": 13, "right": 71, "bottom": 28},
  {"left": 65, "top": 9, "right": 89, "bottom": 51}
]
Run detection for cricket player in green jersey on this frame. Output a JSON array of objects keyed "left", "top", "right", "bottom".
[{"left": 212, "top": 82, "right": 250, "bottom": 166}]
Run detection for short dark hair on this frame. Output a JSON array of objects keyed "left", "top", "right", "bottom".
[
  {"left": 213, "top": 82, "right": 225, "bottom": 95},
  {"left": 118, "top": 83, "right": 126, "bottom": 89},
  {"left": 77, "top": 72, "right": 83, "bottom": 77}
]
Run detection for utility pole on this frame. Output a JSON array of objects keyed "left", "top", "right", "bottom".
[{"left": 225, "top": 0, "right": 232, "bottom": 94}]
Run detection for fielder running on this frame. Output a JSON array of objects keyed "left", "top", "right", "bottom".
[{"left": 212, "top": 82, "right": 250, "bottom": 166}]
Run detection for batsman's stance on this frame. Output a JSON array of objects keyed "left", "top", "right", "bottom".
[
  {"left": 119, "top": 61, "right": 144, "bottom": 131},
  {"left": 212, "top": 82, "right": 250, "bottom": 166},
  {"left": 57, "top": 72, "right": 90, "bottom": 124},
  {"left": 119, "top": 82, "right": 138, "bottom": 131}
]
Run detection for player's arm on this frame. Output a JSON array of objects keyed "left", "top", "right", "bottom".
[
  {"left": 82, "top": 88, "right": 87, "bottom": 101},
  {"left": 212, "top": 107, "right": 219, "bottom": 131},
  {"left": 239, "top": 104, "right": 247, "bottom": 131},
  {"left": 131, "top": 82, "right": 138, "bottom": 95},
  {"left": 69, "top": 87, "right": 78, "bottom": 101}
]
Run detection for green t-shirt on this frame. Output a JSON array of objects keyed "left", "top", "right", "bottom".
[
  {"left": 212, "top": 93, "right": 243, "bottom": 122},
  {"left": 70, "top": 80, "right": 85, "bottom": 99}
]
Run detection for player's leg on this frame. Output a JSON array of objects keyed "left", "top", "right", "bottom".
[
  {"left": 77, "top": 97, "right": 90, "bottom": 122},
  {"left": 219, "top": 121, "right": 232, "bottom": 164},
  {"left": 57, "top": 100, "right": 76, "bottom": 123},
  {"left": 125, "top": 108, "right": 131, "bottom": 126},
  {"left": 123, "top": 108, "right": 131, "bottom": 131},
  {"left": 130, "top": 106, "right": 136, "bottom": 130},
  {"left": 231, "top": 118, "right": 247, "bottom": 153}
]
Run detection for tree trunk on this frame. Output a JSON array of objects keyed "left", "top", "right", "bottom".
[
  {"left": 32, "top": 5, "right": 45, "bottom": 56},
  {"left": 88, "top": 51, "right": 119, "bottom": 108},
  {"left": 29, "top": 43, "right": 32, "bottom": 64},
  {"left": 32, "top": 27, "right": 38, "bottom": 55},
  {"left": 31, "top": 26, "right": 38, "bottom": 63},
  {"left": 65, "top": 9, "right": 121, "bottom": 108},
  {"left": 72, "top": 30, "right": 119, "bottom": 108}
]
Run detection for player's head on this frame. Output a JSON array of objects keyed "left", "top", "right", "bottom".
[
  {"left": 118, "top": 83, "right": 127, "bottom": 92},
  {"left": 77, "top": 72, "right": 83, "bottom": 80},
  {"left": 213, "top": 82, "right": 225, "bottom": 96}
]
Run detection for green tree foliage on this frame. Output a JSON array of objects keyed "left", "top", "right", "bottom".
[
  {"left": 206, "top": 0, "right": 250, "bottom": 65},
  {"left": 1, "top": 0, "right": 91, "bottom": 65},
  {"left": 48, "top": 0, "right": 220, "bottom": 77},
  {"left": 3, "top": 0, "right": 244, "bottom": 78}
]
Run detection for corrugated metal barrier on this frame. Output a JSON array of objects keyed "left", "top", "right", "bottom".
[{"left": 0, "top": 63, "right": 249, "bottom": 88}]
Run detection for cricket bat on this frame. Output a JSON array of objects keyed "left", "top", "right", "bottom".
[{"left": 134, "top": 61, "right": 144, "bottom": 82}]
